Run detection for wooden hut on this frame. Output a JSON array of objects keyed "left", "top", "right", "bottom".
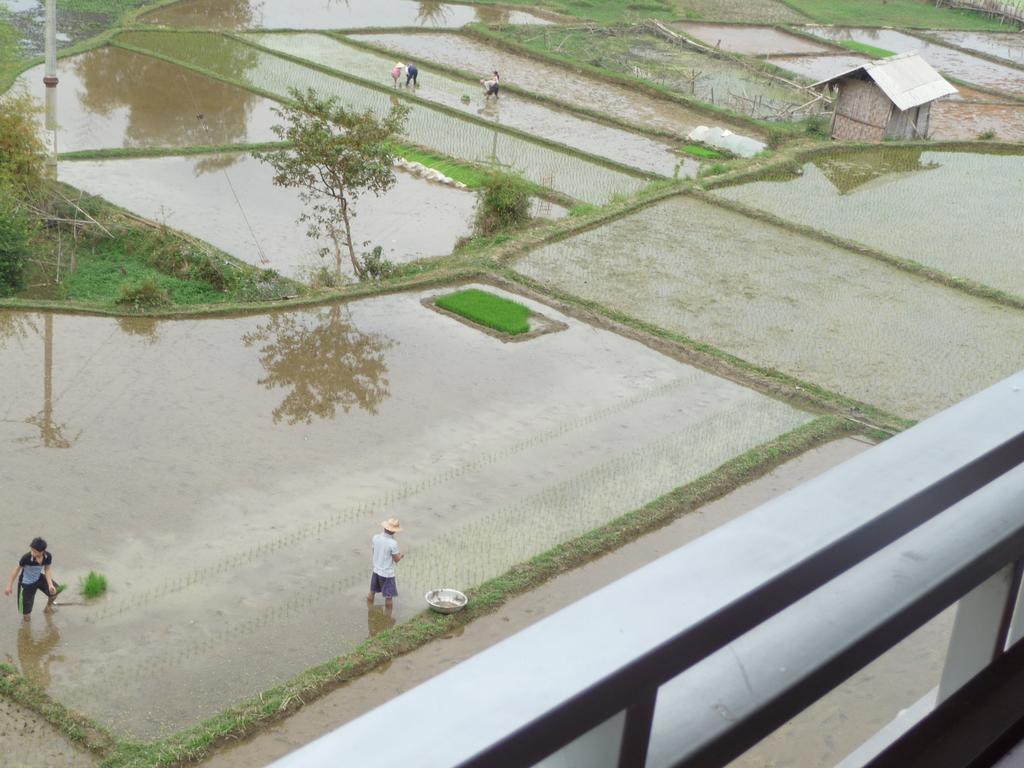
[{"left": 813, "top": 52, "right": 957, "bottom": 142}]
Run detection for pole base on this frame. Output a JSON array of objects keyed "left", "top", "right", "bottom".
[{"left": 43, "top": 75, "right": 59, "bottom": 87}]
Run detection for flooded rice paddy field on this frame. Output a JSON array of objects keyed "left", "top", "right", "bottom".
[
  {"left": 0, "top": 695, "right": 97, "bottom": 768},
  {"left": 0, "top": 288, "right": 810, "bottom": 736},
  {"left": 116, "top": 32, "right": 646, "bottom": 204},
  {"left": 671, "top": 23, "right": 833, "bottom": 56},
  {"left": 930, "top": 99, "right": 1024, "bottom": 140},
  {"left": 766, "top": 52, "right": 870, "bottom": 82},
  {"left": 499, "top": 26, "right": 819, "bottom": 121},
  {"left": 58, "top": 154, "right": 476, "bottom": 279},
  {"left": 514, "top": 195, "right": 1024, "bottom": 420},
  {"left": 714, "top": 149, "right": 1024, "bottom": 298},
  {"left": 14, "top": 47, "right": 279, "bottom": 153},
  {"left": 933, "top": 30, "right": 1024, "bottom": 64},
  {"left": 245, "top": 33, "right": 689, "bottom": 178},
  {"left": 805, "top": 27, "right": 1024, "bottom": 96},
  {"left": 349, "top": 31, "right": 760, "bottom": 139},
  {"left": 140, "top": 0, "right": 552, "bottom": 30}
]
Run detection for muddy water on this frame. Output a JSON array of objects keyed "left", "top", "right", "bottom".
[
  {"left": 141, "top": 0, "right": 552, "bottom": 30},
  {"left": 13, "top": 47, "right": 279, "bottom": 153},
  {"left": 245, "top": 33, "right": 690, "bottom": 178},
  {"left": 805, "top": 27, "right": 1024, "bottom": 95},
  {"left": 933, "top": 30, "right": 1024, "bottom": 64},
  {"left": 714, "top": 149, "right": 1024, "bottom": 299},
  {"left": 930, "top": 99, "right": 1024, "bottom": 140},
  {"left": 199, "top": 438, "right": 874, "bottom": 768},
  {"left": 672, "top": 23, "right": 832, "bottom": 55},
  {"left": 57, "top": 153, "right": 475, "bottom": 279},
  {"left": 0, "top": 693, "right": 97, "bottom": 768},
  {"left": 766, "top": 52, "right": 869, "bottom": 81},
  {"left": 118, "top": 31, "right": 645, "bottom": 204},
  {"left": 0, "top": 289, "right": 809, "bottom": 737},
  {"left": 351, "top": 32, "right": 760, "bottom": 139},
  {"left": 674, "top": 0, "right": 806, "bottom": 23},
  {"left": 514, "top": 195, "right": 1024, "bottom": 420}
]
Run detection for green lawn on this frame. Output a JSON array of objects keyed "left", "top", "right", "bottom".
[
  {"left": 435, "top": 288, "right": 531, "bottom": 334},
  {"left": 778, "top": 0, "right": 1014, "bottom": 29}
]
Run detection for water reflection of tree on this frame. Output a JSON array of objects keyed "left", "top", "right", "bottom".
[
  {"left": 117, "top": 316, "right": 161, "bottom": 345},
  {"left": 242, "top": 305, "right": 394, "bottom": 425},
  {"left": 417, "top": 1, "right": 453, "bottom": 26},
  {"left": 188, "top": 0, "right": 262, "bottom": 29},
  {"left": 73, "top": 45, "right": 259, "bottom": 148},
  {"left": 0, "top": 311, "right": 38, "bottom": 348}
]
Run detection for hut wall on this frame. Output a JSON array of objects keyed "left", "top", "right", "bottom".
[
  {"left": 831, "top": 79, "right": 891, "bottom": 142},
  {"left": 885, "top": 103, "right": 932, "bottom": 139}
]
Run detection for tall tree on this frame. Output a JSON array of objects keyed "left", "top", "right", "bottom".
[{"left": 253, "top": 89, "right": 409, "bottom": 280}]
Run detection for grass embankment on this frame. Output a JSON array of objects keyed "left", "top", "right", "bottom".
[
  {"left": 8, "top": 191, "right": 299, "bottom": 311},
  {"left": 835, "top": 40, "right": 897, "bottom": 58},
  {"left": 54, "top": 414, "right": 856, "bottom": 768},
  {"left": 778, "top": 0, "right": 1014, "bottom": 28},
  {"left": 435, "top": 287, "right": 531, "bottom": 334}
]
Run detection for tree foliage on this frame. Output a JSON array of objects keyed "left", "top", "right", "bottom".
[
  {"left": 474, "top": 172, "right": 532, "bottom": 236},
  {"left": 0, "top": 90, "right": 45, "bottom": 194},
  {"left": 253, "top": 89, "right": 410, "bottom": 281}
]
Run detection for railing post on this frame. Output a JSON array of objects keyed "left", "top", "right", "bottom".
[
  {"left": 937, "top": 562, "right": 1023, "bottom": 702},
  {"left": 618, "top": 689, "right": 658, "bottom": 768}
]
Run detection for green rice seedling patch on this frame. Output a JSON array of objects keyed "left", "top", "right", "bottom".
[
  {"left": 835, "top": 40, "right": 895, "bottom": 58},
  {"left": 514, "top": 194, "right": 1024, "bottom": 419},
  {"left": 713, "top": 147, "right": 1024, "bottom": 300},
  {"left": 435, "top": 288, "right": 531, "bottom": 334},
  {"left": 778, "top": 0, "right": 1013, "bottom": 29},
  {"left": 81, "top": 571, "right": 108, "bottom": 598},
  {"left": 114, "top": 31, "right": 645, "bottom": 204},
  {"left": 682, "top": 143, "right": 724, "bottom": 159}
]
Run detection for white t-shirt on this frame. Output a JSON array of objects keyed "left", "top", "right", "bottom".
[{"left": 372, "top": 533, "right": 401, "bottom": 577}]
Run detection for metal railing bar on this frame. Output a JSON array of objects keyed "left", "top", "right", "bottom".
[
  {"left": 995, "top": 560, "right": 1024, "bottom": 657},
  {"left": 660, "top": 469, "right": 1024, "bottom": 767},
  {"left": 454, "top": 433, "right": 1024, "bottom": 768},
  {"left": 619, "top": 689, "right": 658, "bottom": 768}
]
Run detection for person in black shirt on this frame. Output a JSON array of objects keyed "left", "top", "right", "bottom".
[
  {"left": 5, "top": 537, "right": 60, "bottom": 622},
  {"left": 405, "top": 62, "right": 419, "bottom": 87}
]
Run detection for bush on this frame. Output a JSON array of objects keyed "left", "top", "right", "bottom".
[
  {"left": 977, "top": 130, "right": 996, "bottom": 140},
  {"left": 474, "top": 172, "right": 532, "bottom": 236},
  {"left": 360, "top": 245, "right": 396, "bottom": 281},
  {"left": 116, "top": 278, "right": 170, "bottom": 309},
  {"left": 0, "top": 184, "right": 34, "bottom": 295},
  {"left": 0, "top": 91, "right": 46, "bottom": 197},
  {"left": 80, "top": 571, "right": 108, "bottom": 599}
]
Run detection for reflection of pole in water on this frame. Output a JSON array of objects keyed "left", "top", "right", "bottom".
[
  {"left": 25, "top": 314, "right": 73, "bottom": 448},
  {"left": 43, "top": 0, "right": 59, "bottom": 179}
]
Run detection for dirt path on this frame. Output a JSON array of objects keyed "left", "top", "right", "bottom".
[{"left": 199, "top": 437, "right": 873, "bottom": 767}]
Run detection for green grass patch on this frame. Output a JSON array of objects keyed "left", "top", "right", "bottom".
[
  {"left": 80, "top": 571, "right": 108, "bottom": 599},
  {"left": 435, "top": 288, "right": 531, "bottom": 334},
  {"left": 778, "top": 0, "right": 1014, "bottom": 29},
  {"left": 393, "top": 143, "right": 490, "bottom": 188},
  {"left": 682, "top": 143, "right": 725, "bottom": 159},
  {"left": 835, "top": 40, "right": 897, "bottom": 58}
]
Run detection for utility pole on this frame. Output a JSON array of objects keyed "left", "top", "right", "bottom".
[{"left": 43, "top": 0, "right": 58, "bottom": 178}]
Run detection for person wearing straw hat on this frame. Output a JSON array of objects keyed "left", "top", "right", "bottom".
[
  {"left": 391, "top": 62, "right": 404, "bottom": 88},
  {"left": 368, "top": 518, "right": 404, "bottom": 608}
]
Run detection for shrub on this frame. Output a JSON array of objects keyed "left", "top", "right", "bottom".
[
  {"left": 116, "top": 278, "right": 170, "bottom": 309},
  {"left": 977, "top": 130, "right": 996, "bottom": 140},
  {"left": 474, "top": 172, "right": 532, "bottom": 236},
  {"left": 766, "top": 127, "right": 789, "bottom": 150},
  {"left": 81, "top": 571, "right": 108, "bottom": 599},
  {"left": 0, "top": 91, "right": 46, "bottom": 198},
  {"left": 360, "top": 245, "right": 396, "bottom": 281},
  {"left": 0, "top": 184, "right": 33, "bottom": 295},
  {"left": 804, "top": 115, "right": 831, "bottom": 139}
]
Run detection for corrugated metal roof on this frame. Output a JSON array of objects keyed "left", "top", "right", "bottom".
[{"left": 812, "top": 51, "right": 958, "bottom": 111}]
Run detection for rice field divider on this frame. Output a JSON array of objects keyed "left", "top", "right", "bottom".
[
  {"left": 49, "top": 416, "right": 854, "bottom": 768},
  {"left": 462, "top": 23, "right": 772, "bottom": 137},
  {"left": 691, "top": 186, "right": 1024, "bottom": 313},
  {"left": 222, "top": 31, "right": 661, "bottom": 183},
  {"left": 501, "top": 266, "right": 911, "bottom": 436},
  {"left": 332, "top": 30, "right": 696, "bottom": 146}
]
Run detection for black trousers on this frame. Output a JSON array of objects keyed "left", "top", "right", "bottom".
[{"left": 18, "top": 579, "right": 57, "bottom": 615}]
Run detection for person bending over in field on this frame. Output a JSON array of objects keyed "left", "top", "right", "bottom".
[{"left": 5, "top": 537, "right": 61, "bottom": 622}]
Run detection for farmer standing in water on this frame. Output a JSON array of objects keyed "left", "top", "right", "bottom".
[
  {"left": 368, "top": 518, "right": 404, "bottom": 609},
  {"left": 5, "top": 537, "right": 60, "bottom": 622}
]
